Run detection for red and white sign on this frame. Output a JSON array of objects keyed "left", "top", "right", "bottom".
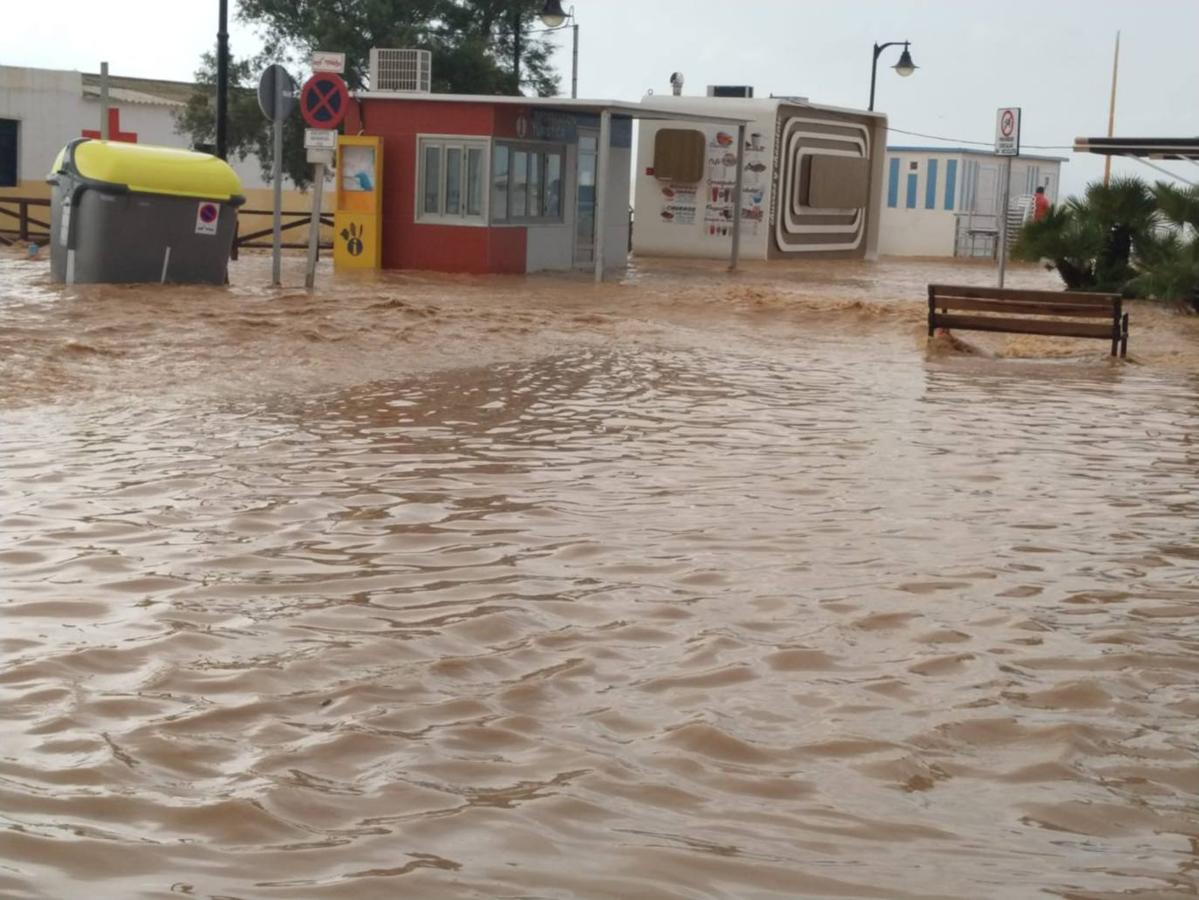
[
  {"left": 311, "top": 51, "right": 346, "bottom": 74},
  {"left": 995, "top": 107, "right": 1021, "bottom": 156},
  {"left": 195, "top": 201, "right": 219, "bottom": 235}
]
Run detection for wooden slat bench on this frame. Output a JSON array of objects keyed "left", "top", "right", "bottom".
[{"left": 928, "top": 284, "right": 1129, "bottom": 357}]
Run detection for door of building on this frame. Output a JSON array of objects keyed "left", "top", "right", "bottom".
[
  {"left": 574, "top": 130, "right": 598, "bottom": 266},
  {"left": 0, "top": 119, "right": 18, "bottom": 187}
]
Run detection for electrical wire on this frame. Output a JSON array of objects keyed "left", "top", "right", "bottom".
[
  {"left": 886, "top": 126, "right": 1073, "bottom": 151},
  {"left": 1128, "top": 156, "right": 1197, "bottom": 187}
]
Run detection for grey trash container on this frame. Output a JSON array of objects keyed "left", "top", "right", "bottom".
[{"left": 47, "top": 138, "right": 245, "bottom": 285}]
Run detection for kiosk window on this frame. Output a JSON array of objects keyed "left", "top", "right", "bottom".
[
  {"left": 492, "top": 142, "right": 566, "bottom": 224},
  {"left": 0, "top": 119, "right": 17, "bottom": 187},
  {"left": 417, "top": 136, "right": 489, "bottom": 224},
  {"left": 653, "top": 129, "right": 705, "bottom": 183}
]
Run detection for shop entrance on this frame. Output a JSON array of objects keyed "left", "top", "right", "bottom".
[{"left": 574, "top": 130, "right": 598, "bottom": 266}]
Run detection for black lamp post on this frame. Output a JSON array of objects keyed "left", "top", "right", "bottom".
[
  {"left": 868, "top": 40, "right": 917, "bottom": 112},
  {"left": 539, "top": 0, "right": 579, "bottom": 99},
  {"left": 216, "top": 0, "right": 229, "bottom": 159}
]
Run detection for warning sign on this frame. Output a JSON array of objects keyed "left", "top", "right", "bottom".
[
  {"left": 195, "top": 201, "right": 219, "bottom": 235},
  {"left": 994, "top": 107, "right": 1021, "bottom": 157}
]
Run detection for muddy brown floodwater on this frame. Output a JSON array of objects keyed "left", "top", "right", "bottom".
[{"left": 2, "top": 252, "right": 1198, "bottom": 900}]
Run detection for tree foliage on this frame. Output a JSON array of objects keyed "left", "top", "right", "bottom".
[
  {"left": 175, "top": 1, "right": 562, "bottom": 189},
  {"left": 174, "top": 50, "right": 312, "bottom": 189},
  {"left": 236, "top": 0, "right": 559, "bottom": 95},
  {"left": 1013, "top": 175, "right": 1199, "bottom": 307}
]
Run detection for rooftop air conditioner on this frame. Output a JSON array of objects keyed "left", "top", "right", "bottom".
[
  {"left": 369, "top": 49, "right": 432, "bottom": 93},
  {"left": 707, "top": 85, "right": 754, "bottom": 98}
]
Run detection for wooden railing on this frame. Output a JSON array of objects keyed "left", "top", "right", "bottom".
[
  {"left": 233, "top": 208, "right": 334, "bottom": 258},
  {"left": 0, "top": 197, "right": 51, "bottom": 246},
  {"left": 0, "top": 197, "right": 333, "bottom": 256}
]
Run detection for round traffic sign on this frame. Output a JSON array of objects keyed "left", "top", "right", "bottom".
[
  {"left": 199, "top": 202, "right": 218, "bottom": 223},
  {"left": 257, "top": 64, "right": 297, "bottom": 122},
  {"left": 301, "top": 73, "right": 349, "bottom": 129},
  {"left": 1000, "top": 109, "right": 1015, "bottom": 137}
]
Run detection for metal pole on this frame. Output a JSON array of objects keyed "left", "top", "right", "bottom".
[
  {"left": 998, "top": 155, "right": 1012, "bottom": 288},
  {"left": 868, "top": 44, "right": 880, "bottom": 112},
  {"left": 571, "top": 21, "right": 579, "bottom": 99},
  {"left": 1104, "top": 31, "right": 1120, "bottom": 187},
  {"left": 512, "top": 8, "right": 522, "bottom": 95},
  {"left": 99, "top": 61, "right": 110, "bottom": 139},
  {"left": 305, "top": 164, "right": 325, "bottom": 290},
  {"left": 729, "top": 123, "right": 746, "bottom": 271},
  {"left": 216, "top": 0, "right": 229, "bottom": 159},
  {"left": 593, "top": 110, "right": 610, "bottom": 284},
  {"left": 271, "top": 77, "right": 284, "bottom": 286}
]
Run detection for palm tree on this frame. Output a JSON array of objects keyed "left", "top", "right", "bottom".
[
  {"left": 1013, "top": 176, "right": 1158, "bottom": 293},
  {"left": 1131, "top": 182, "right": 1199, "bottom": 310}
]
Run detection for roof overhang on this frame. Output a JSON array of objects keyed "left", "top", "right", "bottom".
[
  {"left": 356, "top": 92, "right": 755, "bottom": 126},
  {"left": 1074, "top": 136, "right": 1199, "bottom": 161}
]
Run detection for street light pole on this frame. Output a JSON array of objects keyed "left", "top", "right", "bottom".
[
  {"left": 539, "top": 1, "right": 579, "bottom": 98},
  {"left": 868, "top": 40, "right": 917, "bottom": 112},
  {"left": 216, "top": 0, "right": 229, "bottom": 159},
  {"left": 571, "top": 16, "right": 578, "bottom": 99}
]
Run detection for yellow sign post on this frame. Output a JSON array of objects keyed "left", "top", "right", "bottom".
[{"left": 333, "top": 135, "right": 383, "bottom": 269}]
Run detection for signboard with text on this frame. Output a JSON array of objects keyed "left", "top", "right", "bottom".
[
  {"left": 311, "top": 51, "right": 346, "bottom": 74},
  {"left": 995, "top": 107, "right": 1021, "bottom": 156}
]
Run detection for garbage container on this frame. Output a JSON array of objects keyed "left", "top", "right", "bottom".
[{"left": 47, "top": 138, "right": 245, "bottom": 285}]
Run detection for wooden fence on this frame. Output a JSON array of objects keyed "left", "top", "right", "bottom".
[
  {"left": 0, "top": 196, "right": 332, "bottom": 255},
  {"left": 0, "top": 197, "right": 51, "bottom": 246}
]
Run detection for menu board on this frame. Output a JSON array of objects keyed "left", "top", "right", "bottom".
[{"left": 702, "top": 129, "right": 769, "bottom": 239}]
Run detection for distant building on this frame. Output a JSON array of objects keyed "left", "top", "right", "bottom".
[
  {"left": 879, "top": 146, "right": 1065, "bottom": 258},
  {"left": 0, "top": 64, "right": 283, "bottom": 202}
]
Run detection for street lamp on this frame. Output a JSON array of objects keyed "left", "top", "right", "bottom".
[
  {"left": 539, "top": 0, "right": 579, "bottom": 99},
  {"left": 868, "top": 40, "right": 917, "bottom": 112}
]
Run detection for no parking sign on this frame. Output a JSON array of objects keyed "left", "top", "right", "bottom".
[{"left": 195, "top": 201, "right": 219, "bottom": 235}]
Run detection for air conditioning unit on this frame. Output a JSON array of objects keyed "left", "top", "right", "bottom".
[
  {"left": 707, "top": 85, "right": 754, "bottom": 98},
  {"left": 369, "top": 49, "right": 432, "bottom": 93}
]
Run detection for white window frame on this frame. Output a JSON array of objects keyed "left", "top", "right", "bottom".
[
  {"left": 415, "top": 134, "right": 490, "bottom": 226},
  {"left": 491, "top": 140, "right": 567, "bottom": 226}
]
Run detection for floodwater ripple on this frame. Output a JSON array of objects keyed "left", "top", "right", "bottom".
[{"left": 2, "top": 256, "right": 1198, "bottom": 899}]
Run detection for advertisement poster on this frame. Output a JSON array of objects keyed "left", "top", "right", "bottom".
[{"left": 702, "top": 129, "right": 769, "bottom": 238}]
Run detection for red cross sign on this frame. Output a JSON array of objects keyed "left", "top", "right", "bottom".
[
  {"left": 300, "top": 73, "right": 348, "bottom": 129},
  {"left": 82, "top": 108, "right": 138, "bottom": 142}
]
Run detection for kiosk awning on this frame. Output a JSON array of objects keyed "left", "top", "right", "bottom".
[{"left": 1074, "top": 136, "right": 1199, "bottom": 161}]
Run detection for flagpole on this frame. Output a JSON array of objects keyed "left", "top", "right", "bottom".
[{"left": 1104, "top": 31, "right": 1120, "bottom": 186}]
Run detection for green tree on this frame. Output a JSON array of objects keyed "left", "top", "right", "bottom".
[
  {"left": 235, "top": 0, "right": 560, "bottom": 95},
  {"left": 174, "top": 50, "right": 311, "bottom": 188}
]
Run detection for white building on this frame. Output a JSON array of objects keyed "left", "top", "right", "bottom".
[
  {"left": 878, "top": 146, "right": 1065, "bottom": 258},
  {"left": 0, "top": 65, "right": 281, "bottom": 198},
  {"left": 633, "top": 94, "right": 887, "bottom": 261}
]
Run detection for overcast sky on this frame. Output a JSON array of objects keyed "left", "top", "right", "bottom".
[{"left": 4, "top": 0, "right": 1198, "bottom": 196}]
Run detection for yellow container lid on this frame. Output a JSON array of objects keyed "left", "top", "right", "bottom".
[{"left": 50, "top": 140, "right": 244, "bottom": 203}]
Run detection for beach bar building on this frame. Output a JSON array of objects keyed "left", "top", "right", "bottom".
[
  {"left": 632, "top": 94, "right": 888, "bottom": 260},
  {"left": 346, "top": 55, "right": 751, "bottom": 279},
  {"left": 878, "top": 146, "right": 1065, "bottom": 258}
]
